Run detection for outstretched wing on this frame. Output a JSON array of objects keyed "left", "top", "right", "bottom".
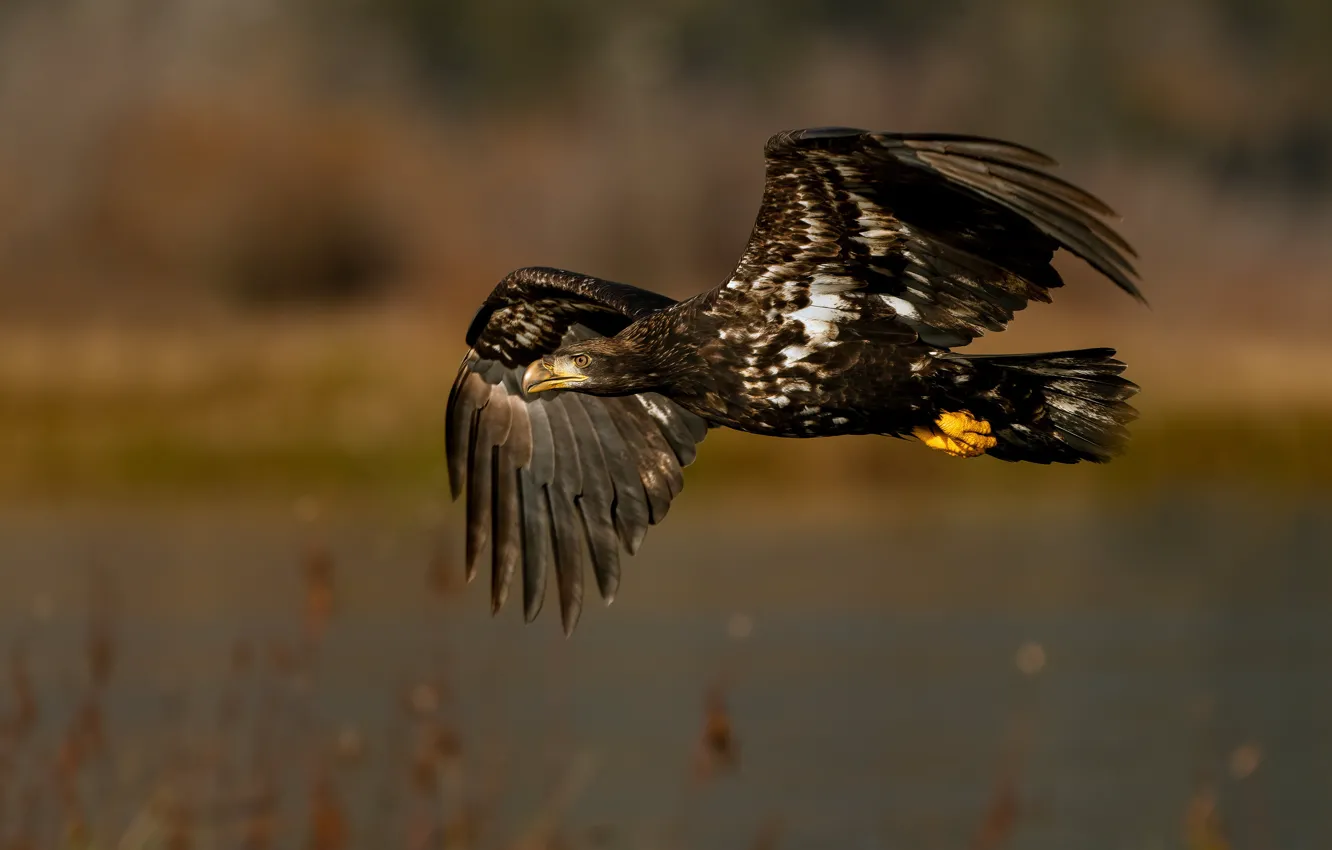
[
  {"left": 726, "top": 128, "right": 1142, "bottom": 348},
  {"left": 448, "top": 267, "right": 708, "bottom": 634}
]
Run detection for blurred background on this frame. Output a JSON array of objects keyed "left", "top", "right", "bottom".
[{"left": 0, "top": 0, "right": 1330, "bottom": 847}]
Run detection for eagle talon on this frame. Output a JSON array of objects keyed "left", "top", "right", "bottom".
[{"left": 912, "top": 410, "right": 997, "bottom": 458}]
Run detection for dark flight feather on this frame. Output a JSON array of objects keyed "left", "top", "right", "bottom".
[
  {"left": 464, "top": 382, "right": 511, "bottom": 579},
  {"left": 578, "top": 396, "right": 652, "bottom": 554},
  {"left": 490, "top": 389, "right": 531, "bottom": 613},
  {"left": 559, "top": 394, "right": 622, "bottom": 602},
  {"left": 542, "top": 394, "right": 585, "bottom": 633},
  {"left": 519, "top": 400, "right": 555, "bottom": 622},
  {"left": 605, "top": 398, "right": 679, "bottom": 523}
]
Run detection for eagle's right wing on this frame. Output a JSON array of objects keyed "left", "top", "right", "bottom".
[
  {"left": 448, "top": 267, "right": 707, "bottom": 635},
  {"left": 725, "top": 128, "right": 1142, "bottom": 348}
]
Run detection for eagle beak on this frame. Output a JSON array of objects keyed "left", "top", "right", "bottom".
[{"left": 522, "top": 358, "right": 587, "bottom": 394}]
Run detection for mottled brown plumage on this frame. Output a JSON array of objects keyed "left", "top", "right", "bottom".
[{"left": 448, "top": 128, "right": 1143, "bottom": 633}]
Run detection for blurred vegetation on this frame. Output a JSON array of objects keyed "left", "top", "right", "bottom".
[{"left": 341, "top": 0, "right": 1332, "bottom": 194}]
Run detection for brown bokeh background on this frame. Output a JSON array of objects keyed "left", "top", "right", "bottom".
[{"left": 0, "top": 1, "right": 1329, "bottom": 848}]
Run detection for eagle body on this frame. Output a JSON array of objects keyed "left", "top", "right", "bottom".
[
  {"left": 448, "top": 128, "right": 1143, "bottom": 633},
  {"left": 601, "top": 288, "right": 931, "bottom": 437}
]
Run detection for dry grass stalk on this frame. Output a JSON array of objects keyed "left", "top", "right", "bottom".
[
  {"left": 85, "top": 567, "right": 117, "bottom": 690},
  {"left": 1185, "top": 787, "right": 1232, "bottom": 850},
  {"left": 693, "top": 683, "right": 738, "bottom": 781},
  {"left": 306, "top": 771, "right": 348, "bottom": 850},
  {"left": 6, "top": 645, "right": 37, "bottom": 745},
  {"left": 239, "top": 770, "right": 278, "bottom": 850},
  {"left": 302, "top": 544, "right": 336, "bottom": 642},
  {"left": 969, "top": 773, "right": 1020, "bottom": 850}
]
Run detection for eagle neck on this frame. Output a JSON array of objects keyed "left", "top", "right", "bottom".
[{"left": 616, "top": 302, "right": 711, "bottom": 398}]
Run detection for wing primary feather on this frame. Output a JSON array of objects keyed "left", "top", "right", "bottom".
[
  {"left": 446, "top": 357, "right": 490, "bottom": 500},
  {"left": 955, "top": 156, "right": 1120, "bottom": 221},
  {"left": 490, "top": 444, "right": 519, "bottom": 612},
  {"left": 578, "top": 394, "right": 652, "bottom": 553},
  {"left": 445, "top": 356, "right": 471, "bottom": 499},
  {"left": 973, "top": 176, "right": 1138, "bottom": 274},
  {"left": 520, "top": 400, "right": 556, "bottom": 622},
  {"left": 464, "top": 409, "right": 490, "bottom": 579},
  {"left": 890, "top": 133, "right": 1059, "bottom": 168},
  {"left": 916, "top": 151, "right": 1133, "bottom": 253},
  {"left": 579, "top": 499, "right": 620, "bottom": 603},
  {"left": 681, "top": 409, "right": 710, "bottom": 443},
  {"left": 519, "top": 472, "right": 553, "bottom": 623},
  {"left": 544, "top": 397, "right": 584, "bottom": 496},
  {"left": 902, "top": 153, "right": 1142, "bottom": 299},
  {"left": 1003, "top": 193, "right": 1141, "bottom": 297},
  {"left": 559, "top": 395, "right": 621, "bottom": 603},
  {"left": 549, "top": 485, "right": 586, "bottom": 636},
  {"left": 604, "top": 398, "right": 675, "bottom": 524},
  {"left": 542, "top": 398, "right": 588, "bottom": 634},
  {"left": 500, "top": 371, "right": 536, "bottom": 467},
  {"left": 490, "top": 394, "right": 531, "bottom": 614},
  {"left": 465, "top": 383, "right": 513, "bottom": 582},
  {"left": 944, "top": 176, "right": 1140, "bottom": 298},
  {"left": 614, "top": 396, "right": 685, "bottom": 506},
  {"left": 634, "top": 394, "right": 701, "bottom": 467}
]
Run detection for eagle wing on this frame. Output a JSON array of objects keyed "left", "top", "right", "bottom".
[
  {"left": 448, "top": 267, "right": 708, "bottom": 634},
  {"left": 726, "top": 128, "right": 1141, "bottom": 347}
]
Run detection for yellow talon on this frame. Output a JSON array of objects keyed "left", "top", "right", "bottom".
[{"left": 912, "top": 409, "right": 998, "bottom": 458}]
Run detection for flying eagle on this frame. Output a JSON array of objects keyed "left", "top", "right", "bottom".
[{"left": 448, "top": 128, "right": 1142, "bottom": 633}]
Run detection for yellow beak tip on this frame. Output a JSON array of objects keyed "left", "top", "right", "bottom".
[
  {"left": 522, "top": 360, "right": 553, "bottom": 394},
  {"left": 521, "top": 359, "right": 586, "bottom": 394}
]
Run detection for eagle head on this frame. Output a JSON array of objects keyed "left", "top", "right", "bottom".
[{"left": 522, "top": 336, "right": 673, "bottom": 397}]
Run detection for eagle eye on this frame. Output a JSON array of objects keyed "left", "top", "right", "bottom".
[{"left": 572, "top": 354, "right": 592, "bottom": 368}]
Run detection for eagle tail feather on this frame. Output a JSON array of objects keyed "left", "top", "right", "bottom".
[{"left": 946, "top": 349, "right": 1139, "bottom": 464}]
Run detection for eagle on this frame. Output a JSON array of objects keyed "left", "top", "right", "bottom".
[{"left": 448, "top": 128, "right": 1142, "bottom": 634}]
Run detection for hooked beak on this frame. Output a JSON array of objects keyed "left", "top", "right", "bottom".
[{"left": 522, "top": 358, "right": 588, "bottom": 394}]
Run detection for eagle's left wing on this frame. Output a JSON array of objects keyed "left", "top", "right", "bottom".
[
  {"left": 448, "top": 267, "right": 707, "bottom": 635},
  {"left": 726, "top": 128, "right": 1141, "bottom": 348}
]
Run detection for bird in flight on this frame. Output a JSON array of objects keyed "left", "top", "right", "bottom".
[{"left": 448, "top": 128, "right": 1142, "bottom": 634}]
